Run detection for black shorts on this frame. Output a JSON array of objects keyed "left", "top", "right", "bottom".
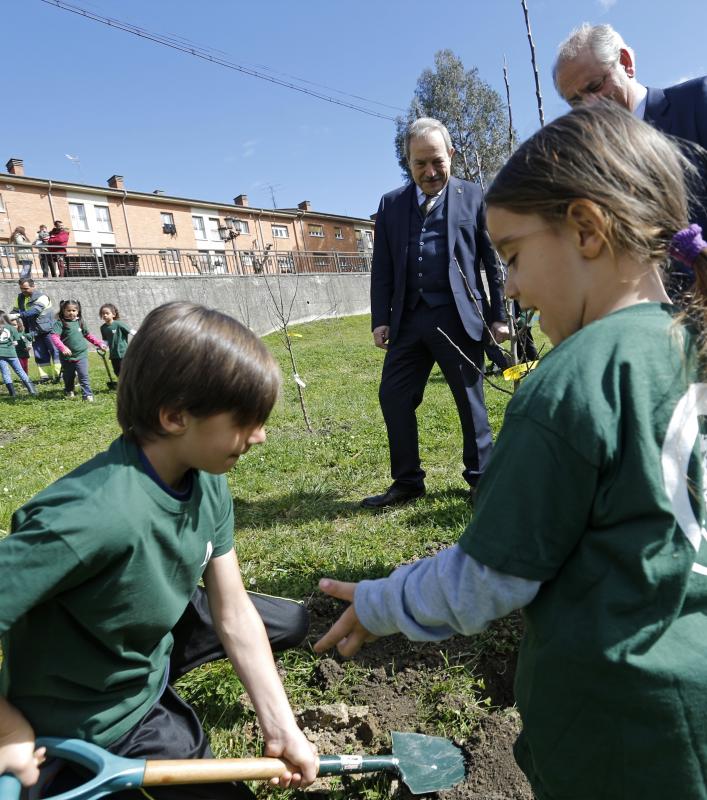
[{"left": 41, "top": 589, "right": 309, "bottom": 800}]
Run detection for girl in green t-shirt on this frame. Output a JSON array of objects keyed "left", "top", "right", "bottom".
[
  {"left": 99, "top": 303, "right": 136, "bottom": 376},
  {"left": 0, "top": 313, "right": 37, "bottom": 397},
  {"left": 316, "top": 103, "right": 707, "bottom": 799},
  {"left": 9, "top": 317, "right": 33, "bottom": 376},
  {"left": 50, "top": 300, "right": 108, "bottom": 402}
]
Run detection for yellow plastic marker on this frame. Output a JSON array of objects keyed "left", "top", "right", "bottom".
[{"left": 503, "top": 360, "right": 539, "bottom": 381}]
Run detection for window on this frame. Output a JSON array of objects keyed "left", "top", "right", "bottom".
[
  {"left": 160, "top": 248, "right": 181, "bottom": 264},
  {"left": 277, "top": 254, "right": 295, "bottom": 273},
  {"left": 271, "top": 224, "right": 288, "bottom": 239},
  {"left": 208, "top": 217, "right": 221, "bottom": 242},
  {"left": 94, "top": 205, "right": 113, "bottom": 233},
  {"left": 192, "top": 216, "right": 206, "bottom": 239},
  {"left": 334, "top": 227, "right": 343, "bottom": 239},
  {"left": 161, "top": 212, "right": 175, "bottom": 226},
  {"left": 233, "top": 219, "right": 249, "bottom": 234},
  {"left": 0, "top": 194, "right": 5, "bottom": 212},
  {"left": 240, "top": 251, "right": 255, "bottom": 269},
  {"left": 75, "top": 242, "right": 93, "bottom": 254},
  {"left": 69, "top": 202, "right": 89, "bottom": 231},
  {"left": 356, "top": 229, "right": 374, "bottom": 250},
  {"left": 308, "top": 224, "right": 324, "bottom": 237}
]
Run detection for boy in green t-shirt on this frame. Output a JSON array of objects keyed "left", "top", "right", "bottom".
[
  {"left": 0, "top": 302, "right": 316, "bottom": 798},
  {"left": 316, "top": 105, "right": 707, "bottom": 798}
]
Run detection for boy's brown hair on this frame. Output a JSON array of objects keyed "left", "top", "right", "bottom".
[{"left": 117, "top": 302, "right": 281, "bottom": 442}]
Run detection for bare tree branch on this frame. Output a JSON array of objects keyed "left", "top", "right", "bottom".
[{"left": 521, "top": 0, "right": 545, "bottom": 127}]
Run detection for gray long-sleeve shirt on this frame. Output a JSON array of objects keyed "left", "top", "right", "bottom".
[{"left": 354, "top": 544, "right": 541, "bottom": 641}]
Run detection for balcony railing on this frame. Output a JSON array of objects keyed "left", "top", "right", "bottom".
[{"left": 0, "top": 245, "right": 373, "bottom": 280}]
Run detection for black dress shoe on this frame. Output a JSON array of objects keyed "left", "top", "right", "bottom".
[{"left": 361, "top": 484, "right": 425, "bottom": 509}]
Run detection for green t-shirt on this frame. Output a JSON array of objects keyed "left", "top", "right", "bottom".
[
  {"left": 100, "top": 320, "right": 132, "bottom": 360},
  {"left": 52, "top": 318, "right": 90, "bottom": 362},
  {"left": 0, "top": 437, "right": 234, "bottom": 746},
  {"left": 0, "top": 325, "right": 19, "bottom": 359},
  {"left": 14, "top": 332, "right": 31, "bottom": 360},
  {"left": 461, "top": 304, "right": 707, "bottom": 799}
]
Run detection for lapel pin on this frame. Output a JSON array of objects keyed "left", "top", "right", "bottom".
[{"left": 456, "top": 187, "right": 462, "bottom": 194}]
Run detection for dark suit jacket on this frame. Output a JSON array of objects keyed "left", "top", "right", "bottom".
[
  {"left": 370, "top": 176, "right": 505, "bottom": 344},
  {"left": 645, "top": 77, "right": 707, "bottom": 232}
]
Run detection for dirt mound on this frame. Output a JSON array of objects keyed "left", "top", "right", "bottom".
[{"left": 295, "top": 597, "right": 531, "bottom": 798}]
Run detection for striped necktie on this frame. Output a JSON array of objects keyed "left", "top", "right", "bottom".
[{"left": 420, "top": 195, "right": 435, "bottom": 217}]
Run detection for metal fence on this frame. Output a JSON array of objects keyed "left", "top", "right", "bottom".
[{"left": 0, "top": 245, "right": 373, "bottom": 280}]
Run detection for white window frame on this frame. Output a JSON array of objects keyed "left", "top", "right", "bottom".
[
  {"left": 160, "top": 212, "right": 175, "bottom": 226},
  {"left": 208, "top": 217, "right": 221, "bottom": 242},
  {"left": 69, "top": 202, "right": 89, "bottom": 231},
  {"left": 233, "top": 219, "right": 249, "bottom": 234},
  {"left": 271, "top": 224, "right": 289, "bottom": 239},
  {"left": 192, "top": 216, "right": 206, "bottom": 240},
  {"left": 308, "top": 224, "right": 324, "bottom": 237},
  {"left": 334, "top": 227, "right": 343, "bottom": 239},
  {"left": 94, "top": 205, "right": 113, "bottom": 233}
]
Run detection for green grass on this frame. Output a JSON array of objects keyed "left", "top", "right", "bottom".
[{"left": 0, "top": 315, "right": 545, "bottom": 797}]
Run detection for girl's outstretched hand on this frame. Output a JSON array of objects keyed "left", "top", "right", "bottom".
[{"left": 313, "top": 579, "right": 378, "bottom": 657}]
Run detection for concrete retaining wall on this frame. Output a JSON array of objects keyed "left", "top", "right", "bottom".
[{"left": 0, "top": 273, "right": 371, "bottom": 336}]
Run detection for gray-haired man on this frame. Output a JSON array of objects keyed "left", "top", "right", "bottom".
[{"left": 363, "top": 117, "right": 507, "bottom": 508}]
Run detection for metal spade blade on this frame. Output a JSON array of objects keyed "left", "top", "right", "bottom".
[
  {"left": 317, "top": 730, "right": 465, "bottom": 794},
  {"left": 392, "top": 731, "right": 466, "bottom": 794}
]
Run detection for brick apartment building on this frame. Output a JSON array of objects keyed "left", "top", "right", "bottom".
[{"left": 0, "top": 158, "right": 374, "bottom": 277}]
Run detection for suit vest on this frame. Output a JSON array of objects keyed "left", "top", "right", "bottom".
[{"left": 405, "top": 187, "right": 454, "bottom": 310}]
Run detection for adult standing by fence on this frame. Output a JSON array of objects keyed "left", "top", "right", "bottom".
[
  {"left": 10, "top": 227, "right": 33, "bottom": 281},
  {"left": 362, "top": 117, "right": 507, "bottom": 509},
  {"left": 47, "top": 220, "right": 69, "bottom": 278},
  {"left": 34, "top": 224, "right": 54, "bottom": 278}
]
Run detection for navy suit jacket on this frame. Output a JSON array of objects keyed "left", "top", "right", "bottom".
[
  {"left": 645, "top": 77, "right": 707, "bottom": 232},
  {"left": 370, "top": 176, "right": 505, "bottom": 344}
]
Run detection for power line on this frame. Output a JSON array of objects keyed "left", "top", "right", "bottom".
[{"left": 39, "top": 0, "right": 400, "bottom": 121}]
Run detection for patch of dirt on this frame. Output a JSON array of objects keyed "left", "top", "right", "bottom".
[{"left": 292, "top": 597, "right": 531, "bottom": 799}]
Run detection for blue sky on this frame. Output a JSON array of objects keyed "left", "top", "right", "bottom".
[{"left": 4, "top": 0, "right": 706, "bottom": 220}]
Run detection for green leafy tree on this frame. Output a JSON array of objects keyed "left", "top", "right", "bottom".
[{"left": 395, "top": 50, "right": 514, "bottom": 184}]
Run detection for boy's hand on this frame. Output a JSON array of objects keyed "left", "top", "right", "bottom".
[
  {"left": 0, "top": 713, "right": 45, "bottom": 787},
  {"left": 263, "top": 725, "right": 318, "bottom": 788},
  {"left": 62, "top": 347, "right": 72, "bottom": 356},
  {"left": 313, "top": 579, "right": 378, "bottom": 657}
]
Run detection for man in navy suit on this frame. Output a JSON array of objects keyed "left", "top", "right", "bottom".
[
  {"left": 362, "top": 118, "right": 508, "bottom": 509},
  {"left": 553, "top": 23, "right": 707, "bottom": 294}
]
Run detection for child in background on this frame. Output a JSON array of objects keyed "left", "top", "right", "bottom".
[
  {"left": 316, "top": 102, "right": 707, "bottom": 798},
  {"left": 99, "top": 303, "right": 136, "bottom": 376},
  {"left": 0, "top": 312, "right": 37, "bottom": 397},
  {"left": 50, "top": 299, "right": 107, "bottom": 402},
  {"left": 9, "top": 316, "right": 33, "bottom": 376},
  {"left": 0, "top": 301, "right": 316, "bottom": 799}
]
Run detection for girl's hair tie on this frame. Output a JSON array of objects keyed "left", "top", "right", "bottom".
[{"left": 670, "top": 224, "right": 707, "bottom": 268}]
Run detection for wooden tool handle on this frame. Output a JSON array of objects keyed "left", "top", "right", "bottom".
[{"left": 143, "top": 757, "right": 297, "bottom": 785}]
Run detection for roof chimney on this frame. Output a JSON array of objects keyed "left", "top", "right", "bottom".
[
  {"left": 234, "top": 194, "right": 249, "bottom": 207},
  {"left": 297, "top": 200, "right": 311, "bottom": 212},
  {"left": 107, "top": 174, "right": 125, "bottom": 190},
  {"left": 6, "top": 158, "right": 24, "bottom": 176}
]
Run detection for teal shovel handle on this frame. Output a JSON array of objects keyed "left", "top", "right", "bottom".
[
  {"left": 0, "top": 774, "right": 21, "bottom": 800},
  {"left": 318, "top": 754, "right": 399, "bottom": 777}
]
